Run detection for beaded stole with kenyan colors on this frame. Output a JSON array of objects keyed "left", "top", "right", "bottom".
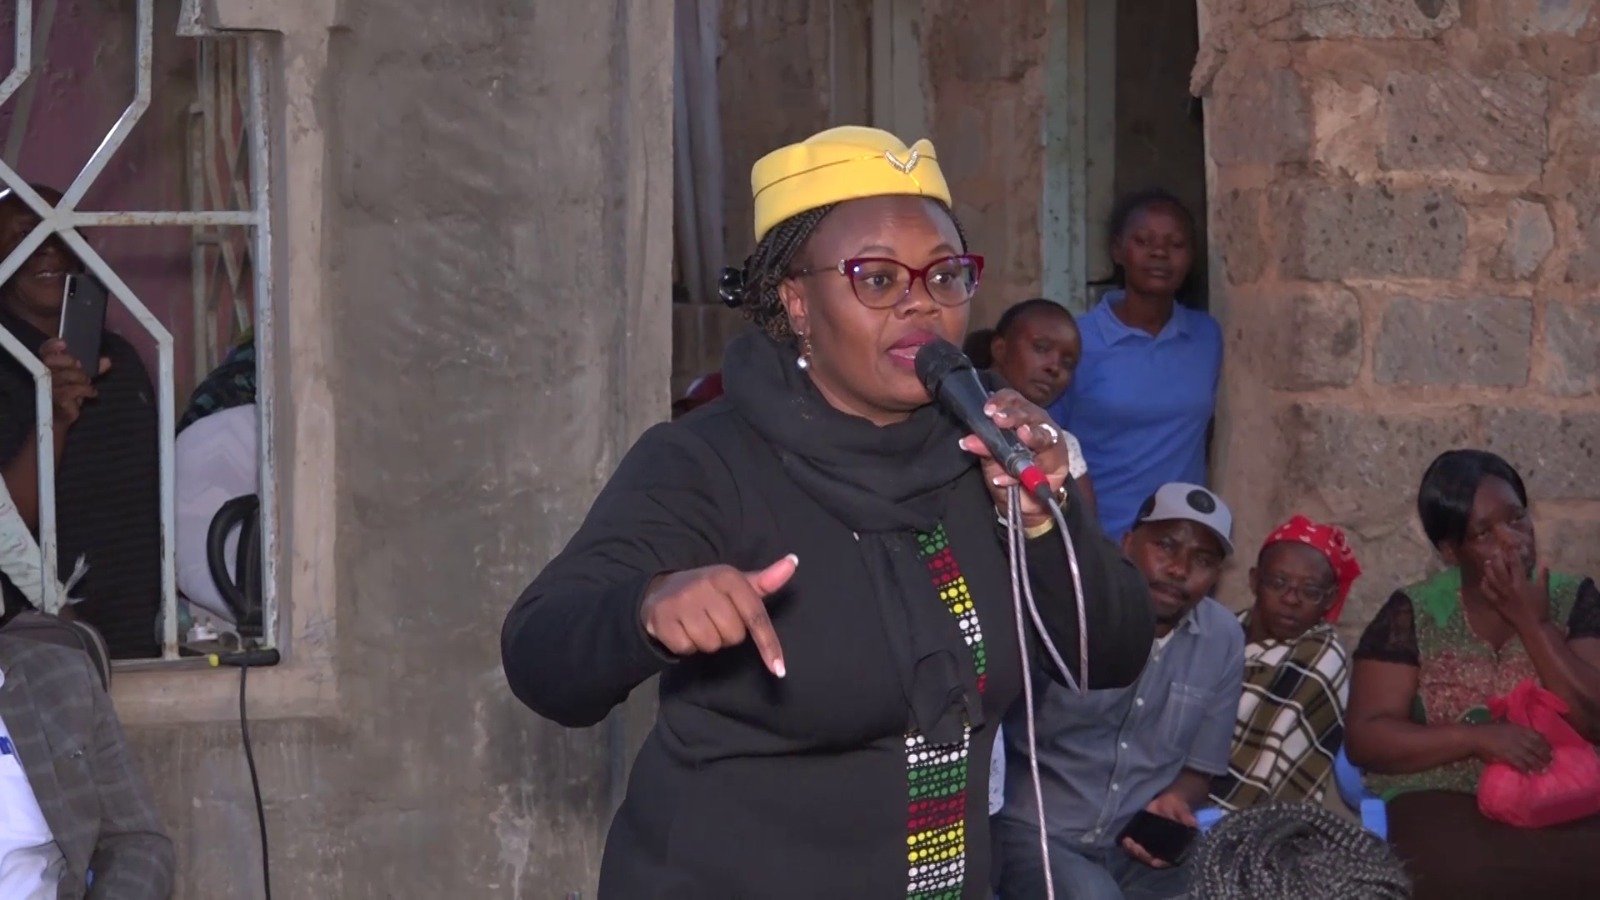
[{"left": 905, "top": 525, "right": 987, "bottom": 899}]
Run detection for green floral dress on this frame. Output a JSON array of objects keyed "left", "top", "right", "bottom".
[{"left": 1352, "top": 568, "right": 1600, "bottom": 797}]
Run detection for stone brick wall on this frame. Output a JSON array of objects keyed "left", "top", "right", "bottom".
[{"left": 1200, "top": 0, "right": 1600, "bottom": 639}]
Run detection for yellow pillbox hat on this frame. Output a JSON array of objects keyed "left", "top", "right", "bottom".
[{"left": 750, "top": 126, "right": 951, "bottom": 243}]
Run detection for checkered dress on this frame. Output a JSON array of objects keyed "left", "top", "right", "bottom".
[{"left": 1210, "top": 613, "right": 1350, "bottom": 810}]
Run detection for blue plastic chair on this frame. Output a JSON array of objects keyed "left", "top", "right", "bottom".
[
  {"left": 1334, "top": 744, "right": 1388, "bottom": 840},
  {"left": 1194, "top": 805, "right": 1226, "bottom": 831},
  {"left": 1192, "top": 746, "right": 1386, "bottom": 839}
]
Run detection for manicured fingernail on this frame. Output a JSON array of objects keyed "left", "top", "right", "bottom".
[
  {"left": 983, "top": 405, "right": 996, "bottom": 416},
  {"left": 784, "top": 553, "right": 799, "bottom": 568},
  {"left": 773, "top": 660, "right": 787, "bottom": 679},
  {"left": 992, "top": 476, "right": 1004, "bottom": 486}
]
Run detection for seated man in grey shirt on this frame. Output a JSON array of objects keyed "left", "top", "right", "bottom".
[{"left": 996, "top": 482, "right": 1245, "bottom": 900}]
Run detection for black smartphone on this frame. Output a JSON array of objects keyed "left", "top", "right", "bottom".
[
  {"left": 1116, "top": 810, "right": 1199, "bottom": 865},
  {"left": 59, "top": 272, "right": 108, "bottom": 373}
]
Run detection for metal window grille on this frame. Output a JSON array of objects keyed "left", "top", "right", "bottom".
[{"left": 0, "top": 0, "right": 276, "bottom": 662}]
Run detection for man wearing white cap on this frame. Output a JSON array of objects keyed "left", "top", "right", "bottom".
[{"left": 996, "top": 483, "right": 1245, "bottom": 899}]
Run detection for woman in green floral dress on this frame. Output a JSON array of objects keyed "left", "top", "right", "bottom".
[{"left": 1346, "top": 449, "right": 1600, "bottom": 899}]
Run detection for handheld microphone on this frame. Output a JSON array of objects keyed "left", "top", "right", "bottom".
[
  {"left": 914, "top": 339, "right": 1055, "bottom": 504},
  {"left": 918, "top": 340, "right": 1087, "bottom": 900}
]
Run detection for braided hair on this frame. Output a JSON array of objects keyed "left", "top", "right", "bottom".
[
  {"left": 1189, "top": 803, "right": 1410, "bottom": 900},
  {"left": 718, "top": 205, "right": 837, "bottom": 342},
  {"left": 718, "top": 201, "right": 969, "bottom": 343}
]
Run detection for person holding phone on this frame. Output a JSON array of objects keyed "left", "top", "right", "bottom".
[
  {"left": 0, "top": 185, "right": 161, "bottom": 660},
  {"left": 995, "top": 483, "right": 1244, "bottom": 900}
]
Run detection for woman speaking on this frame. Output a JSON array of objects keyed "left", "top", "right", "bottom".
[{"left": 502, "top": 127, "right": 1153, "bottom": 898}]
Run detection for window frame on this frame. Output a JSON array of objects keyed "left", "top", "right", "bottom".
[{"left": 0, "top": 0, "right": 278, "bottom": 667}]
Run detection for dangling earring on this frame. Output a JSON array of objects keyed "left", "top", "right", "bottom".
[{"left": 795, "top": 332, "right": 814, "bottom": 370}]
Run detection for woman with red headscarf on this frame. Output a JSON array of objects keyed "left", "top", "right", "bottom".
[{"left": 1209, "top": 515, "right": 1361, "bottom": 810}]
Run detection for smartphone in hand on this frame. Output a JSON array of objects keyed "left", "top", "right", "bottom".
[
  {"left": 1116, "top": 810, "right": 1199, "bottom": 865},
  {"left": 59, "top": 272, "right": 108, "bottom": 373}
]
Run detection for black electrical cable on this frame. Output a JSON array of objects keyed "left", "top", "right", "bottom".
[
  {"left": 212, "top": 648, "right": 279, "bottom": 899},
  {"left": 239, "top": 663, "right": 271, "bottom": 900}
]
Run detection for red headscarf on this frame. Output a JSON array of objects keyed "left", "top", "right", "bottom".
[{"left": 1261, "top": 515, "right": 1363, "bottom": 624}]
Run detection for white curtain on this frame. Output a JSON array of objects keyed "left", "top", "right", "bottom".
[{"left": 674, "top": 0, "right": 726, "bottom": 305}]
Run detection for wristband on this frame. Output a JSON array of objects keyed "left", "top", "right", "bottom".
[
  {"left": 1022, "top": 518, "right": 1056, "bottom": 539},
  {"left": 997, "top": 515, "right": 1057, "bottom": 539}
]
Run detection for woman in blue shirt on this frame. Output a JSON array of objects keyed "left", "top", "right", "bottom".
[{"left": 1047, "top": 190, "right": 1222, "bottom": 539}]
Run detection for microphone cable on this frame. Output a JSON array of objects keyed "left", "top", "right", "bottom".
[
  {"left": 210, "top": 648, "right": 281, "bottom": 900},
  {"left": 1003, "top": 485, "right": 1089, "bottom": 900}
]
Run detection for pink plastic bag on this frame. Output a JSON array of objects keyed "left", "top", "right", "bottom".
[{"left": 1477, "top": 679, "right": 1600, "bottom": 829}]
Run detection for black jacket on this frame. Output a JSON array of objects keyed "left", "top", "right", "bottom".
[{"left": 502, "top": 401, "right": 1152, "bottom": 898}]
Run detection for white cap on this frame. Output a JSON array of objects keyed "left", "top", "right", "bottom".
[{"left": 1131, "top": 482, "right": 1234, "bottom": 556}]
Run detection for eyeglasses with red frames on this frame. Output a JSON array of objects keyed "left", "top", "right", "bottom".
[{"left": 788, "top": 254, "right": 985, "bottom": 309}]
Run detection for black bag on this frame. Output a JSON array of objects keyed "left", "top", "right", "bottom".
[{"left": 208, "top": 493, "right": 262, "bottom": 639}]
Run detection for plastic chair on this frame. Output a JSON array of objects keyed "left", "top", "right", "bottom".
[
  {"left": 1192, "top": 745, "right": 1386, "bottom": 839},
  {"left": 1334, "top": 744, "right": 1388, "bottom": 840}
]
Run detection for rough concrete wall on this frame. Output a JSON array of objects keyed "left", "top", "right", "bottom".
[
  {"left": 671, "top": 0, "right": 836, "bottom": 395},
  {"left": 716, "top": 0, "right": 836, "bottom": 258},
  {"left": 127, "top": 2, "right": 673, "bottom": 897},
  {"left": 0, "top": 0, "right": 205, "bottom": 394},
  {"left": 923, "top": 0, "right": 1047, "bottom": 327},
  {"left": 324, "top": 0, "right": 671, "bottom": 893},
  {"left": 1200, "top": 0, "right": 1600, "bottom": 640}
]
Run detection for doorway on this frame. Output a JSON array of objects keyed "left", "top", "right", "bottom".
[
  {"left": 667, "top": 0, "right": 1212, "bottom": 398},
  {"left": 1046, "top": 0, "right": 1208, "bottom": 314}
]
